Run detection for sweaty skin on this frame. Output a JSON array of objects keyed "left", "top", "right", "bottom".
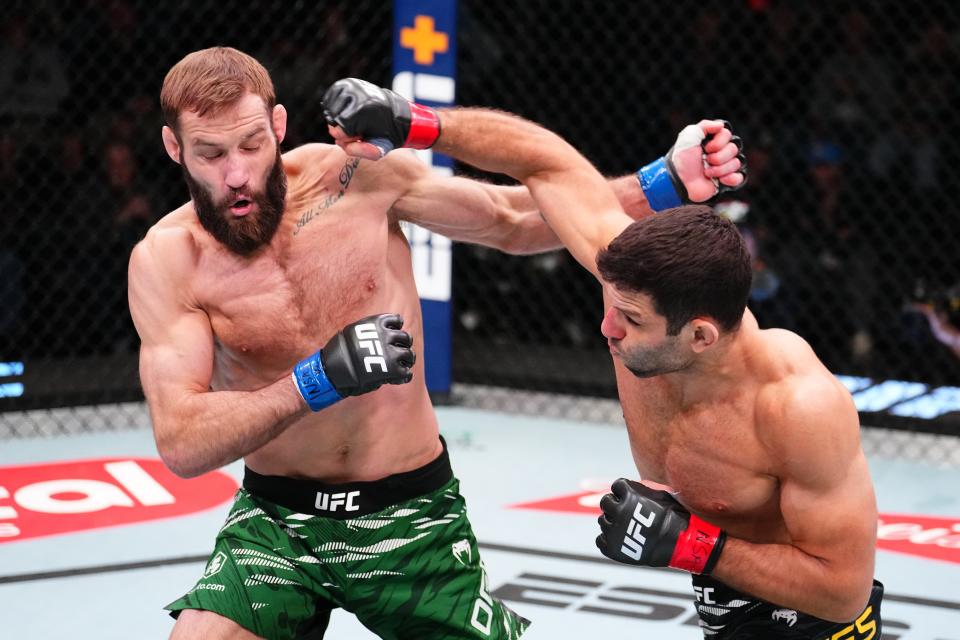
[{"left": 416, "top": 108, "right": 877, "bottom": 622}]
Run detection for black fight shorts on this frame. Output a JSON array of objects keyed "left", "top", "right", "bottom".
[{"left": 691, "top": 574, "right": 883, "bottom": 639}]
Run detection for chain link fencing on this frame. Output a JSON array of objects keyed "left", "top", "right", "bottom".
[{"left": 1, "top": 1, "right": 959, "bottom": 462}]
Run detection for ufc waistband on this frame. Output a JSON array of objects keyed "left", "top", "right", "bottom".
[{"left": 242, "top": 438, "right": 452, "bottom": 519}]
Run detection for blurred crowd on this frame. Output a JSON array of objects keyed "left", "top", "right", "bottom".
[
  {"left": 454, "top": 0, "right": 960, "bottom": 386},
  {"left": 0, "top": 0, "right": 958, "bottom": 392}
]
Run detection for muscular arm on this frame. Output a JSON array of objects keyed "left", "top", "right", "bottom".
[
  {"left": 324, "top": 80, "right": 744, "bottom": 261},
  {"left": 384, "top": 148, "right": 649, "bottom": 256},
  {"left": 128, "top": 229, "right": 307, "bottom": 478},
  {"left": 709, "top": 378, "right": 877, "bottom": 621},
  {"left": 430, "top": 108, "right": 632, "bottom": 277}
]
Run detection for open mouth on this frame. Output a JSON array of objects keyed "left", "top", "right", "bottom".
[{"left": 229, "top": 198, "right": 253, "bottom": 216}]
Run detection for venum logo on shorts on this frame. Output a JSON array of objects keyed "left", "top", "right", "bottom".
[
  {"left": 452, "top": 539, "right": 472, "bottom": 566},
  {"left": 354, "top": 324, "right": 387, "bottom": 373},
  {"left": 771, "top": 609, "right": 798, "bottom": 627},
  {"left": 0, "top": 458, "right": 238, "bottom": 543},
  {"left": 620, "top": 503, "right": 657, "bottom": 561},
  {"left": 203, "top": 551, "right": 228, "bottom": 579},
  {"left": 314, "top": 490, "right": 360, "bottom": 512}
]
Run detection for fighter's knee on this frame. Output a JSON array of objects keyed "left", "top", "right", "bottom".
[{"left": 169, "top": 609, "right": 263, "bottom": 640}]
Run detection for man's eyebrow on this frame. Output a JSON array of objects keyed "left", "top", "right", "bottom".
[
  {"left": 241, "top": 127, "right": 267, "bottom": 141},
  {"left": 191, "top": 127, "right": 266, "bottom": 147}
]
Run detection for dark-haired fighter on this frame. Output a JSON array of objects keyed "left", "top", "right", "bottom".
[{"left": 325, "top": 81, "right": 883, "bottom": 639}]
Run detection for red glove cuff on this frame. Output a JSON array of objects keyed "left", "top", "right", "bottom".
[
  {"left": 668, "top": 514, "right": 726, "bottom": 574},
  {"left": 404, "top": 103, "right": 441, "bottom": 149}
]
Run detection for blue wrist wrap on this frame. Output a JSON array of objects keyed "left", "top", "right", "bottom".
[
  {"left": 637, "top": 157, "right": 683, "bottom": 212},
  {"left": 292, "top": 351, "right": 343, "bottom": 412}
]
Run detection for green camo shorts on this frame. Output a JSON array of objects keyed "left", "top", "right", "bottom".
[{"left": 166, "top": 476, "right": 529, "bottom": 639}]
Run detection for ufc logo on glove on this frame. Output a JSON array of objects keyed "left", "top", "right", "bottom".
[
  {"left": 621, "top": 503, "right": 657, "bottom": 560},
  {"left": 355, "top": 323, "right": 388, "bottom": 373}
]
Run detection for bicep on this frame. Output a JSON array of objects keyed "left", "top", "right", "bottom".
[
  {"left": 137, "top": 311, "right": 215, "bottom": 411},
  {"left": 774, "top": 386, "right": 877, "bottom": 567},
  {"left": 128, "top": 240, "right": 214, "bottom": 428},
  {"left": 779, "top": 458, "right": 876, "bottom": 564}
]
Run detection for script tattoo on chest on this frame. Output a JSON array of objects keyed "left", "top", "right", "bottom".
[{"left": 293, "top": 157, "right": 361, "bottom": 236}]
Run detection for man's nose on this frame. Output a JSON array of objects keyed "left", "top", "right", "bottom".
[
  {"left": 601, "top": 307, "right": 625, "bottom": 340},
  {"left": 224, "top": 157, "right": 249, "bottom": 190}
]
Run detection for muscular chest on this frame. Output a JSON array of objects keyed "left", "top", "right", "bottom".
[
  {"left": 618, "top": 373, "right": 779, "bottom": 521},
  {"left": 196, "top": 204, "right": 392, "bottom": 377}
]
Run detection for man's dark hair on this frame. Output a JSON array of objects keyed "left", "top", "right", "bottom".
[{"left": 596, "top": 205, "right": 752, "bottom": 335}]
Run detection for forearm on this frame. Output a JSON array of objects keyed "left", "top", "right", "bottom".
[
  {"left": 434, "top": 108, "right": 578, "bottom": 181},
  {"left": 152, "top": 375, "right": 308, "bottom": 478},
  {"left": 434, "top": 108, "right": 627, "bottom": 271},
  {"left": 496, "top": 176, "right": 653, "bottom": 254},
  {"left": 610, "top": 174, "right": 654, "bottom": 220},
  {"left": 711, "top": 537, "right": 871, "bottom": 622}
]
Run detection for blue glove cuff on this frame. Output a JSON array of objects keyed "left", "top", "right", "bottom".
[
  {"left": 637, "top": 157, "right": 683, "bottom": 212},
  {"left": 292, "top": 351, "right": 343, "bottom": 412}
]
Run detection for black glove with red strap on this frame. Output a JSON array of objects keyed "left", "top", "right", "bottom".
[
  {"left": 322, "top": 78, "right": 440, "bottom": 157},
  {"left": 596, "top": 478, "right": 726, "bottom": 575}
]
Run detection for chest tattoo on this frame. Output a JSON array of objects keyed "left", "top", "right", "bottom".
[{"left": 293, "top": 157, "right": 361, "bottom": 236}]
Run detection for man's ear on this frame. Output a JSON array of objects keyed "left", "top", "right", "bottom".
[
  {"left": 272, "top": 104, "right": 288, "bottom": 145},
  {"left": 162, "top": 126, "right": 182, "bottom": 165},
  {"left": 689, "top": 317, "right": 720, "bottom": 353}
]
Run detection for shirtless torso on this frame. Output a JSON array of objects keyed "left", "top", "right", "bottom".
[
  {"left": 615, "top": 312, "right": 875, "bottom": 544},
  {"left": 157, "top": 146, "right": 440, "bottom": 481},
  {"left": 415, "top": 106, "right": 879, "bottom": 624}
]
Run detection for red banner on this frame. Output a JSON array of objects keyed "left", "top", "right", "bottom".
[{"left": 0, "top": 458, "right": 238, "bottom": 543}]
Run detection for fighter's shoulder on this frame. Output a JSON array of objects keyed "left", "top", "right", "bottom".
[
  {"left": 129, "top": 204, "right": 201, "bottom": 285},
  {"left": 756, "top": 332, "right": 858, "bottom": 454},
  {"left": 284, "top": 143, "right": 422, "bottom": 178},
  {"left": 282, "top": 142, "right": 341, "bottom": 168}
]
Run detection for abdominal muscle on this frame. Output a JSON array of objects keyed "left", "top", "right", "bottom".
[
  {"left": 244, "top": 381, "right": 442, "bottom": 483},
  {"left": 199, "top": 229, "right": 443, "bottom": 483}
]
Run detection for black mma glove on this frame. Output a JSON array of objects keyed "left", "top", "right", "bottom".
[
  {"left": 597, "top": 478, "right": 726, "bottom": 575},
  {"left": 322, "top": 78, "right": 440, "bottom": 157},
  {"left": 293, "top": 314, "right": 415, "bottom": 411}
]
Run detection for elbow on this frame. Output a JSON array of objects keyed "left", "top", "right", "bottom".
[
  {"left": 154, "top": 423, "right": 204, "bottom": 479},
  {"left": 495, "top": 230, "right": 531, "bottom": 255},
  {"left": 819, "top": 602, "right": 865, "bottom": 625},
  {"left": 157, "top": 443, "right": 202, "bottom": 479},
  {"left": 816, "top": 575, "right": 874, "bottom": 623},
  {"left": 160, "top": 456, "right": 204, "bottom": 480}
]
